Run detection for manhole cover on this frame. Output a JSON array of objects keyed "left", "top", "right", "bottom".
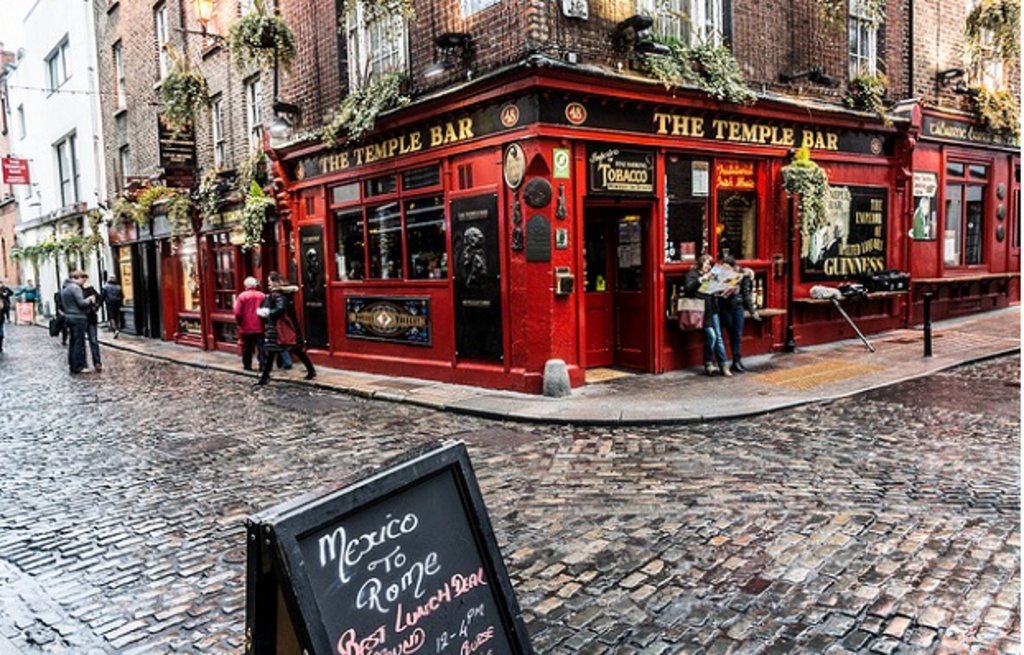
[{"left": 450, "top": 427, "right": 540, "bottom": 447}]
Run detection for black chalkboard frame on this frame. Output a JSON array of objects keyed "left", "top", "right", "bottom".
[{"left": 255, "top": 441, "right": 533, "bottom": 655}]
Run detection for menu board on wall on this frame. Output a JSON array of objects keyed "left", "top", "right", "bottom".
[
  {"left": 801, "top": 186, "right": 888, "bottom": 280},
  {"left": 245, "top": 441, "right": 532, "bottom": 655}
]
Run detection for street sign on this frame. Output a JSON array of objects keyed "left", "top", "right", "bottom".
[
  {"left": 2, "top": 157, "right": 31, "bottom": 185},
  {"left": 245, "top": 441, "right": 532, "bottom": 655}
]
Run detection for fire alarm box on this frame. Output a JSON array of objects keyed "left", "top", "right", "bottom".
[{"left": 554, "top": 267, "right": 574, "bottom": 295}]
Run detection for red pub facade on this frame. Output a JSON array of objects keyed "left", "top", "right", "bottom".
[{"left": 270, "top": 58, "right": 1018, "bottom": 394}]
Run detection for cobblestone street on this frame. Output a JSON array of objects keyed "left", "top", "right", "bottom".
[{"left": 0, "top": 324, "right": 1019, "bottom": 654}]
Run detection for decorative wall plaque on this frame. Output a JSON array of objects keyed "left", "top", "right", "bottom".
[
  {"left": 503, "top": 143, "right": 525, "bottom": 189},
  {"left": 523, "top": 178, "right": 553, "bottom": 208},
  {"left": 526, "top": 215, "right": 551, "bottom": 263}
]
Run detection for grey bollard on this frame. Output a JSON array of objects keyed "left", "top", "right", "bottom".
[{"left": 542, "top": 359, "right": 572, "bottom": 398}]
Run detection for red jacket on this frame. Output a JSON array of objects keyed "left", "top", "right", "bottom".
[{"left": 234, "top": 289, "right": 266, "bottom": 335}]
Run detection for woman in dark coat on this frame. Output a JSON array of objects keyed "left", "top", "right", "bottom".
[
  {"left": 717, "top": 255, "right": 761, "bottom": 373},
  {"left": 255, "top": 272, "right": 316, "bottom": 385}
]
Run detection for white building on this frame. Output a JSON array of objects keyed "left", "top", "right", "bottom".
[{"left": 5, "top": 0, "right": 108, "bottom": 316}]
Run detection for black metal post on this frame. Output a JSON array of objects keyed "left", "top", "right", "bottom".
[
  {"left": 923, "top": 291, "right": 933, "bottom": 357},
  {"left": 783, "top": 194, "right": 798, "bottom": 352}
]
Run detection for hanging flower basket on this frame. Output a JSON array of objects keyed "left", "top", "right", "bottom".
[
  {"left": 228, "top": 0, "right": 297, "bottom": 71},
  {"left": 240, "top": 181, "right": 275, "bottom": 251},
  {"left": 159, "top": 46, "right": 212, "bottom": 132},
  {"left": 781, "top": 147, "right": 832, "bottom": 239}
]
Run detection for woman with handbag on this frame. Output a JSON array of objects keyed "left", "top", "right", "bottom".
[
  {"left": 254, "top": 272, "right": 316, "bottom": 386},
  {"left": 684, "top": 255, "right": 731, "bottom": 377}
]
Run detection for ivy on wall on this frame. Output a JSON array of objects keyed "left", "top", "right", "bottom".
[{"left": 638, "top": 38, "right": 757, "bottom": 105}]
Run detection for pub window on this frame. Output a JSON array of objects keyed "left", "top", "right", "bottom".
[
  {"left": 367, "top": 202, "right": 403, "bottom": 279},
  {"left": 848, "top": 0, "right": 881, "bottom": 77},
  {"left": 944, "top": 161, "right": 986, "bottom": 266},
  {"left": 331, "top": 182, "right": 359, "bottom": 205},
  {"left": 365, "top": 174, "right": 397, "bottom": 197},
  {"left": 211, "top": 237, "right": 237, "bottom": 312},
  {"left": 665, "top": 155, "right": 710, "bottom": 263},
  {"left": 180, "top": 240, "right": 201, "bottom": 313},
  {"left": 715, "top": 160, "right": 758, "bottom": 260},
  {"left": 344, "top": 1, "right": 408, "bottom": 91},
  {"left": 334, "top": 209, "right": 365, "bottom": 281},
  {"left": 405, "top": 196, "right": 446, "bottom": 279},
  {"left": 402, "top": 165, "right": 441, "bottom": 191},
  {"left": 642, "top": 0, "right": 725, "bottom": 47}
]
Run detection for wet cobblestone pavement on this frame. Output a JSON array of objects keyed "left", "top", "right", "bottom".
[{"left": 0, "top": 324, "right": 1019, "bottom": 654}]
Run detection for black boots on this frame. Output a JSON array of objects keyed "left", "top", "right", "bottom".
[{"left": 731, "top": 359, "right": 747, "bottom": 373}]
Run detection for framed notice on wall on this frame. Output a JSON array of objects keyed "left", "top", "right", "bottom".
[{"left": 245, "top": 441, "right": 532, "bottom": 655}]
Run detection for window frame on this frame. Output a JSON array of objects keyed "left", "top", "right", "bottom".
[
  {"left": 113, "top": 41, "right": 127, "bottom": 110},
  {"left": 943, "top": 159, "right": 988, "bottom": 269},
  {"left": 211, "top": 95, "right": 225, "bottom": 168},
  {"left": 155, "top": 3, "right": 170, "bottom": 80},
  {"left": 641, "top": 0, "right": 725, "bottom": 47},
  {"left": 329, "top": 164, "right": 447, "bottom": 283},
  {"left": 55, "top": 133, "right": 79, "bottom": 207},
  {"left": 118, "top": 144, "right": 130, "bottom": 192},
  {"left": 848, "top": 0, "right": 880, "bottom": 77},
  {"left": 16, "top": 105, "right": 26, "bottom": 140},
  {"left": 344, "top": 1, "right": 409, "bottom": 91},
  {"left": 245, "top": 76, "right": 263, "bottom": 149},
  {"left": 45, "top": 37, "right": 70, "bottom": 91}
]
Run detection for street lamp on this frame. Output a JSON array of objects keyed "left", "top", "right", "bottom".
[{"left": 193, "top": 0, "right": 215, "bottom": 35}]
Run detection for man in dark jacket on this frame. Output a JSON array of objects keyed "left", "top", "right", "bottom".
[
  {"left": 0, "top": 281, "right": 12, "bottom": 324},
  {"left": 60, "top": 271, "right": 97, "bottom": 374}
]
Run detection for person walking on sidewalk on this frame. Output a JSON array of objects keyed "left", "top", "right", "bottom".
[
  {"left": 685, "top": 254, "right": 731, "bottom": 377},
  {"left": 717, "top": 255, "right": 760, "bottom": 374},
  {"left": 0, "top": 280, "right": 12, "bottom": 324},
  {"left": 60, "top": 271, "right": 97, "bottom": 374},
  {"left": 81, "top": 274, "right": 103, "bottom": 371},
  {"left": 102, "top": 275, "right": 123, "bottom": 337},
  {"left": 0, "top": 289, "right": 6, "bottom": 353},
  {"left": 234, "top": 276, "right": 266, "bottom": 372},
  {"left": 254, "top": 272, "right": 316, "bottom": 386},
  {"left": 53, "top": 290, "right": 69, "bottom": 346}
]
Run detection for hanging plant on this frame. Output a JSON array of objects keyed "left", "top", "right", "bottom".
[
  {"left": 818, "top": 0, "right": 885, "bottom": 30},
  {"left": 968, "top": 87, "right": 1021, "bottom": 137},
  {"left": 965, "top": 0, "right": 1020, "bottom": 61},
  {"left": 342, "top": 0, "right": 414, "bottom": 25},
  {"left": 111, "top": 196, "right": 141, "bottom": 227},
  {"left": 237, "top": 151, "right": 268, "bottom": 190},
  {"left": 845, "top": 73, "right": 891, "bottom": 125},
  {"left": 58, "top": 235, "right": 92, "bottom": 259},
  {"left": 196, "top": 169, "right": 225, "bottom": 222},
  {"left": 159, "top": 45, "right": 212, "bottom": 132},
  {"left": 781, "top": 146, "right": 832, "bottom": 239},
  {"left": 240, "top": 181, "right": 275, "bottom": 251},
  {"left": 87, "top": 210, "right": 106, "bottom": 251},
  {"left": 321, "top": 71, "right": 411, "bottom": 146},
  {"left": 167, "top": 192, "right": 195, "bottom": 245},
  {"left": 637, "top": 37, "right": 756, "bottom": 105},
  {"left": 228, "top": 0, "right": 297, "bottom": 71}
]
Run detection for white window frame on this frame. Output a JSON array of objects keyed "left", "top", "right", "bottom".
[
  {"left": 113, "top": 41, "right": 127, "bottom": 110},
  {"left": 848, "top": 0, "right": 880, "bottom": 77},
  {"left": 211, "top": 95, "right": 225, "bottom": 168},
  {"left": 344, "top": 2, "right": 408, "bottom": 90},
  {"left": 16, "top": 105, "right": 25, "bottom": 140},
  {"left": 245, "top": 77, "right": 263, "bottom": 149},
  {"left": 639, "top": 0, "right": 723, "bottom": 47},
  {"left": 155, "top": 3, "right": 170, "bottom": 79},
  {"left": 45, "top": 37, "right": 70, "bottom": 91},
  {"left": 460, "top": 0, "right": 500, "bottom": 16},
  {"left": 55, "top": 133, "right": 79, "bottom": 207}
]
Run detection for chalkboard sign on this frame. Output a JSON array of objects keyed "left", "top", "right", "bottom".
[{"left": 245, "top": 441, "right": 532, "bottom": 655}]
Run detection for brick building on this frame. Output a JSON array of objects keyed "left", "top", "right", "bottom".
[
  {"left": 0, "top": 45, "right": 22, "bottom": 291},
  {"left": 93, "top": 0, "right": 278, "bottom": 345},
  {"left": 89, "top": 0, "right": 1017, "bottom": 393}
]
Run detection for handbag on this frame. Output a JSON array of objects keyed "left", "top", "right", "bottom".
[
  {"left": 48, "top": 314, "right": 65, "bottom": 337},
  {"left": 276, "top": 315, "right": 298, "bottom": 347},
  {"left": 676, "top": 297, "right": 705, "bottom": 331}
]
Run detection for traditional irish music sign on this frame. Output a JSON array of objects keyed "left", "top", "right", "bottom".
[{"left": 245, "top": 441, "right": 532, "bottom": 655}]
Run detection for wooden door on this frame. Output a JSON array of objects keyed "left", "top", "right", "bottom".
[
  {"left": 612, "top": 213, "right": 648, "bottom": 370},
  {"left": 584, "top": 217, "right": 613, "bottom": 366}
]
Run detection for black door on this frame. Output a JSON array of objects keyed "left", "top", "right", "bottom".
[
  {"left": 452, "top": 194, "right": 503, "bottom": 361},
  {"left": 299, "top": 226, "right": 328, "bottom": 348}
]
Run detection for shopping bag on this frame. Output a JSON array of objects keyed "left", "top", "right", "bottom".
[{"left": 676, "top": 297, "right": 705, "bottom": 331}]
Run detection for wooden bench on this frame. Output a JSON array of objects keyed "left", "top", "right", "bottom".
[
  {"left": 911, "top": 272, "right": 1019, "bottom": 298},
  {"left": 792, "top": 290, "right": 908, "bottom": 305}
]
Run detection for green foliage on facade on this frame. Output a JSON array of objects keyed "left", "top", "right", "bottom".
[
  {"left": 228, "top": 0, "right": 297, "bottom": 71},
  {"left": 321, "top": 72, "right": 411, "bottom": 146},
  {"left": 781, "top": 147, "right": 832, "bottom": 239},
  {"left": 638, "top": 38, "right": 757, "bottom": 105}
]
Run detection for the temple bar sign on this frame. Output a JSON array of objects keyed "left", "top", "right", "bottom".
[{"left": 654, "top": 113, "right": 840, "bottom": 151}]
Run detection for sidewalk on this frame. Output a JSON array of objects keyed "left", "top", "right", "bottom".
[{"left": 94, "top": 307, "right": 1019, "bottom": 426}]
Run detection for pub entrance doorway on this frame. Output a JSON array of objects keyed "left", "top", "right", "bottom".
[{"left": 583, "top": 206, "right": 652, "bottom": 371}]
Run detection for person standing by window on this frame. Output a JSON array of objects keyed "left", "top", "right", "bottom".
[
  {"left": 102, "top": 275, "right": 123, "bottom": 337},
  {"left": 685, "top": 255, "right": 731, "bottom": 377}
]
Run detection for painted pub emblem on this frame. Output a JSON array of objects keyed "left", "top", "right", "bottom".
[
  {"left": 345, "top": 297, "right": 431, "bottom": 346},
  {"left": 500, "top": 103, "right": 521, "bottom": 128},
  {"left": 565, "top": 102, "right": 588, "bottom": 126}
]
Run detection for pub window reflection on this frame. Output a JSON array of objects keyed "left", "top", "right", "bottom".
[
  {"left": 715, "top": 160, "right": 758, "bottom": 260},
  {"left": 367, "top": 202, "right": 403, "bottom": 279},
  {"left": 665, "top": 155, "right": 710, "bottom": 263},
  {"left": 334, "top": 209, "right": 364, "bottom": 281},
  {"left": 405, "top": 195, "right": 447, "bottom": 279}
]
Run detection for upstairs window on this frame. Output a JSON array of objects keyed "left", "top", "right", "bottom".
[
  {"left": 118, "top": 145, "right": 130, "bottom": 192},
  {"left": 849, "top": 0, "right": 881, "bottom": 77},
  {"left": 641, "top": 0, "right": 724, "bottom": 47},
  {"left": 55, "top": 133, "right": 79, "bottom": 207},
  {"left": 113, "top": 41, "right": 126, "bottom": 110},
  {"left": 966, "top": 0, "right": 1005, "bottom": 89},
  {"left": 155, "top": 3, "right": 170, "bottom": 79},
  {"left": 16, "top": 105, "right": 25, "bottom": 140},
  {"left": 45, "top": 37, "right": 70, "bottom": 91},
  {"left": 245, "top": 77, "right": 263, "bottom": 149},
  {"left": 344, "top": 1, "right": 408, "bottom": 90},
  {"left": 211, "top": 95, "right": 225, "bottom": 168}
]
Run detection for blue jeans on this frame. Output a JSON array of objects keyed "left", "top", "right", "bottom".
[
  {"left": 720, "top": 306, "right": 745, "bottom": 362},
  {"left": 66, "top": 316, "right": 88, "bottom": 372},
  {"left": 86, "top": 322, "right": 101, "bottom": 367},
  {"left": 703, "top": 313, "right": 727, "bottom": 366}
]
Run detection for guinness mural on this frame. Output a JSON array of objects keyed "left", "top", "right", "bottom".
[
  {"left": 802, "top": 186, "right": 888, "bottom": 280},
  {"left": 299, "top": 226, "right": 329, "bottom": 348},
  {"left": 452, "top": 194, "right": 502, "bottom": 361}
]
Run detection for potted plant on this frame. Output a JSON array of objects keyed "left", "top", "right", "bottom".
[
  {"left": 228, "top": 0, "right": 297, "bottom": 70},
  {"left": 158, "top": 46, "right": 212, "bottom": 132}
]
